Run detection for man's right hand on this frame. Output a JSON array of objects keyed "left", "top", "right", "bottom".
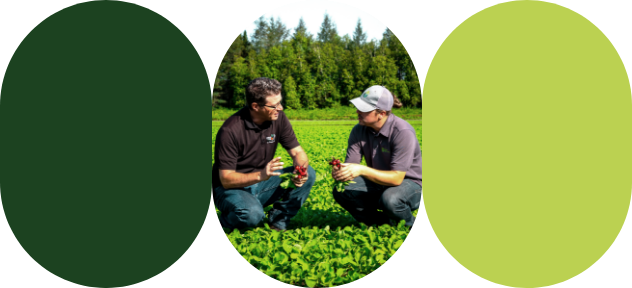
[
  {"left": 331, "top": 164, "right": 340, "bottom": 180},
  {"left": 262, "top": 157, "right": 284, "bottom": 181}
]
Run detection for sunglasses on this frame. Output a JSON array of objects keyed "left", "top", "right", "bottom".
[{"left": 263, "top": 102, "right": 282, "bottom": 110}]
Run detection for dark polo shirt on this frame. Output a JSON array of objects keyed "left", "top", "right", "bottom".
[
  {"left": 345, "top": 114, "right": 422, "bottom": 188},
  {"left": 212, "top": 108, "right": 300, "bottom": 190}
]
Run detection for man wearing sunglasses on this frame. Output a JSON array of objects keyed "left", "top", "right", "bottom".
[{"left": 212, "top": 77, "right": 315, "bottom": 231}]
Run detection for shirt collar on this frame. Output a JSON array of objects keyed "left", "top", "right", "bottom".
[
  {"left": 376, "top": 114, "right": 396, "bottom": 138},
  {"left": 241, "top": 107, "right": 271, "bottom": 131}
]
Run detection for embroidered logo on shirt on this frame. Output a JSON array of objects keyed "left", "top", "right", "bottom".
[
  {"left": 381, "top": 147, "right": 390, "bottom": 153},
  {"left": 266, "top": 134, "right": 276, "bottom": 144}
]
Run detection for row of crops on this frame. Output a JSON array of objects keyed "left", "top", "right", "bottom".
[{"left": 211, "top": 119, "right": 422, "bottom": 287}]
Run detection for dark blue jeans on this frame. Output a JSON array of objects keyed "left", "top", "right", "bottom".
[
  {"left": 213, "top": 166, "right": 315, "bottom": 230},
  {"left": 333, "top": 176, "right": 422, "bottom": 227}
]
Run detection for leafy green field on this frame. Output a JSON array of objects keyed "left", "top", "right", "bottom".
[
  {"left": 211, "top": 119, "right": 422, "bottom": 287},
  {"left": 212, "top": 106, "right": 422, "bottom": 121}
]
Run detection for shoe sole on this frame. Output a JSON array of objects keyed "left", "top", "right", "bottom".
[{"left": 269, "top": 225, "right": 285, "bottom": 232}]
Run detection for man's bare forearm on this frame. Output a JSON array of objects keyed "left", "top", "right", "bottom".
[
  {"left": 290, "top": 152, "right": 309, "bottom": 168},
  {"left": 359, "top": 166, "right": 405, "bottom": 186},
  {"left": 220, "top": 170, "right": 264, "bottom": 189}
]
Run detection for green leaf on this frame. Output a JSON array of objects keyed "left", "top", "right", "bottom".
[
  {"left": 305, "top": 279, "right": 316, "bottom": 288},
  {"left": 340, "top": 257, "right": 349, "bottom": 265},
  {"left": 280, "top": 178, "right": 291, "bottom": 189},
  {"left": 337, "top": 182, "right": 345, "bottom": 192},
  {"left": 393, "top": 240, "right": 404, "bottom": 249},
  {"left": 315, "top": 172, "right": 324, "bottom": 182},
  {"left": 282, "top": 241, "right": 292, "bottom": 254}
]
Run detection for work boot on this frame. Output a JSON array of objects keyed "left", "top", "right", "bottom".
[{"left": 269, "top": 223, "right": 285, "bottom": 232}]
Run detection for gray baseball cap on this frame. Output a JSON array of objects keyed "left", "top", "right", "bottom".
[{"left": 350, "top": 86, "right": 394, "bottom": 112}]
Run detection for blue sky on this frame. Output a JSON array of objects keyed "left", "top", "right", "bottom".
[{"left": 242, "top": 0, "right": 394, "bottom": 42}]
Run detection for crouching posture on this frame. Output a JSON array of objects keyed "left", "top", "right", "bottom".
[
  {"left": 212, "top": 77, "right": 315, "bottom": 231},
  {"left": 332, "top": 86, "right": 422, "bottom": 227}
]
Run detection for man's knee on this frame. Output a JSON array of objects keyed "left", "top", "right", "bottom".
[
  {"left": 245, "top": 206, "right": 265, "bottom": 227},
  {"left": 305, "top": 166, "right": 316, "bottom": 187},
  {"left": 332, "top": 187, "right": 347, "bottom": 206},
  {"left": 381, "top": 190, "right": 401, "bottom": 211},
  {"left": 334, "top": 188, "right": 363, "bottom": 214}
]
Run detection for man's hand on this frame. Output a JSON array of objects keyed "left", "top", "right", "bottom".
[
  {"left": 332, "top": 163, "right": 363, "bottom": 182},
  {"left": 262, "top": 157, "right": 284, "bottom": 181},
  {"left": 292, "top": 165, "right": 308, "bottom": 187}
]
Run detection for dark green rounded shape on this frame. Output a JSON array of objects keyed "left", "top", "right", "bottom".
[
  {"left": 0, "top": 1, "right": 211, "bottom": 287},
  {"left": 424, "top": 1, "right": 631, "bottom": 287}
]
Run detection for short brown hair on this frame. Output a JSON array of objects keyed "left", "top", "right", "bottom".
[
  {"left": 376, "top": 92, "right": 403, "bottom": 115},
  {"left": 246, "top": 77, "right": 282, "bottom": 110}
]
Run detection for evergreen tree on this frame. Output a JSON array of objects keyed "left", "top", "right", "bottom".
[
  {"left": 281, "top": 42, "right": 297, "bottom": 80},
  {"left": 340, "top": 68, "right": 355, "bottom": 104},
  {"left": 213, "top": 16, "right": 422, "bottom": 109},
  {"left": 228, "top": 57, "right": 250, "bottom": 108},
  {"left": 266, "top": 46, "right": 283, "bottom": 80},
  {"left": 406, "top": 68, "right": 422, "bottom": 107},
  {"left": 224, "top": 34, "right": 245, "bottom": 63},
  {"left": 298, "top": 70, "right": 317, "bottom": 109},
  {"left": 396, "top": 79, "right": 411, "bottom": 106},
  {"left": 319, "top": 81, "right": 341, "bottom": 108},
  {"left": 317, "top": 13, "right": 338, "bottom": 43},
  {"left": 246, "top": 48, "right": 258, "bottom": 80},
  {"left": 352, "top": 18, "right": 367, "bottom": 48},
  {"left": 283, "top": 76, "right": 301, "bottom": 109},
  {"left": 382, "top": 28, "right": 393, "bottom": 43},
  {"left": 267, "top": 17, "right": 290, "bottom": 48},
  {"left": 213, "top": 31, "right": 251, "bottom": 107},
  {"left": 376, "top": 37, "right": 390, "bottom": 57},
  {"left": 240, "top": 31, "right": 252, "bottom": 56},
  {"left": 367, "top": 54, "right": 398, "bottom": 87},
  {"left": 211, "top": 76, "right": 226, "bottom": 108},
  {"left": 292, "top": 17, "right": 311, "bottom": 40},
  {"left": 252, "top": 16, "right": 269, "bottom": 52},
  {"left": 366, "top": 39, "right": 379, "bottom": 58},
  {"left": 291, "top": 18, "right": 312, "bottom": 77},
  {"left": 383, "top": 28, "right": 405, "bottom": 78},
  {"left": 255, "top": 48, "right": 270, "bottom": 78},
  {"left": 337, "top": 38, "right": 354, "bottom": 93},
  {"left": 322, "top": 42, "right": 346, "bottom": 75},
  {"left": 291, "top": 36, "right": 310, "bottom": 74},
  {"left": 350, "top": 42, "right": 370, "bottom": 97},
  {"left": 310, "top": 42, "right": 340, "bottom": 107},
  {"left": 341, "top": 34, "right": 352, "bottom": 50},
  {"left": 328, "top": 44, "right": 348, "bottom": 104},
  {"left": 383, "top": 28, "right": 421, "bottom": 107}
]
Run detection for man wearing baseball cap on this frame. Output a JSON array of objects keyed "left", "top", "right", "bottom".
[{"left": 332, "top": 85, "right": 422, "bottom": 227}]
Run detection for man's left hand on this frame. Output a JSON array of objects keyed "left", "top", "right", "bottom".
[{"left": 292, "top": 166, "right": 308, "bottom": 187}]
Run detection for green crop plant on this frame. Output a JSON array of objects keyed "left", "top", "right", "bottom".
[
  {"left": 212, "top": 119, "right": 422, "bottom": 287},
  {"left": 328, "top": 157, "right": 356, "bottom": 193}
]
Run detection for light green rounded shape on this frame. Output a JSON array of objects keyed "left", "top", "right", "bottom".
[{"left": 424, "top": 1, "right": 631, "bottom": 287}]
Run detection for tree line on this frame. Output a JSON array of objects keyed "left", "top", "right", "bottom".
[{"left": 212, "top": 14, "right": 422, "bottom": 110}]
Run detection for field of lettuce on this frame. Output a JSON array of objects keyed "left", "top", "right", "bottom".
[{"left": 211, "top": 119, "right": 422, "bottom": 287}]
